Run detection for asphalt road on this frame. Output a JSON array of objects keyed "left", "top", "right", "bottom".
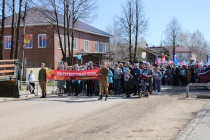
[{"left": 0, "top": 86, "right": 209, "bottom": 140}]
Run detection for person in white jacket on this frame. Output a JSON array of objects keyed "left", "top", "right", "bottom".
[{"left": 28, "top": 70, "right": 36, "bottom": 94}]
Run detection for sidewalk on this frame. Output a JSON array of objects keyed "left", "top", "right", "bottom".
[
  {"left": 0, "top": 86, "right": 55, "bottom": 102},
  {"left": 175, "top": 101, "right": 210, "bottom": 140}
]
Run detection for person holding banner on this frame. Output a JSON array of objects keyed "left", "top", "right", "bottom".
[
  {"left": 86, "top": 66, "right": 94, "bottom": 96},
  {"left": 57, "top": 65, "right": 66, "bottom": 96},
  {"left": 73, "top": 64, "right": 80, "bottom": 96},
  {"left": 98, "top": 62, "right": 109, "bottom": 101}
]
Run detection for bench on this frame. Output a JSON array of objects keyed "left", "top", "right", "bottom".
[
  {"left": 0, "top": 59, "right": 20, "bottom": 98},
  {"left": 186, "top": 83, "right": 210, "bottom": 98}
]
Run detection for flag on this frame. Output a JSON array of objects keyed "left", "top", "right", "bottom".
[
  {"left": 173, "top": 55, "right": 179, "bottom": 64},
  {"left": 161, "top": 53, "right": 165, "bottom": 64},
  {"left": 168, "top": 60, "right": 172, "bottom": 65},
  {"left": 77, "top": 55, "right": 81, "bottom": 60},
  {"left": 155, "top": 54, "right": 159, "bottom": 65},
  {"left": 207, "top": 55, "right": 210, "bottom": 65}
]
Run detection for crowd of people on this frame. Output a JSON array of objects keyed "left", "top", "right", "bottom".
[{"left": 28, "top": 61, "right": 210, "bottom": 100}]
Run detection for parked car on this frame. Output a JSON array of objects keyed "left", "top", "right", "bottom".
[{"left": 197, "top": 70, "right": 210, "bottom": 89}]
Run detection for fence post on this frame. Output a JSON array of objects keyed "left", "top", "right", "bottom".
[{"left": 186, "top": 83, "right": 192, "bottom": 98}]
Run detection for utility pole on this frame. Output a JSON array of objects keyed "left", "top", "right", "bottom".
[{"left": 21, "top": 2, "right": 27, "bottom": 86}]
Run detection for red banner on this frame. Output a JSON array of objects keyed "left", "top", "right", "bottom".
[{"left": 46, "top": 69, "right": 100, "bottom": 80}]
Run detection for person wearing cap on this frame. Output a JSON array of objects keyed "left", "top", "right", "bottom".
[
  {"left": 28, "top": 70, "right": 36, "bottom": 94},
  {"left": 98, "top": 62, "right": 109, "bottom": 101},
  {"left": 38, "top": 63, "right": 47, "bottom": 98}
]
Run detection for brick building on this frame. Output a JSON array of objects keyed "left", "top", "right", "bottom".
[{"left": 2, "top": 7, "right": 113, "bottom": 69}]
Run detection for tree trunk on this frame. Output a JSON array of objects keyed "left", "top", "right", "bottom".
[
  {"left": 172, "top": 35, "right": 176, "bottom": 62},
  {"left": 133, "top": 0, "right": 138, "bottom": 62},
  {"left": 63, "top": 0, "right": 67, "bottom": 62},
  {"left": 129, "top": 3, "right": 132, "bottom": 62},
  {"left": 10, "top": 0, "right": 15, "bottom": 59},
  {"left": 66, "top": 5, "right": 71, "bottom": 65},
  {"left": 70, "top": 0, "right": 75, "bottom": 66},
  {"left": 70, "top": 29, "right": 74, "bottom": 65},
  {"left": 15, "top": 0, "right": 23, "bottom": 59},
  {"left": 53, "top": 0, "right": 66, "bottom": 62},
  {"left": 0, "top": 0, "right": 6, "bottom": 60}
]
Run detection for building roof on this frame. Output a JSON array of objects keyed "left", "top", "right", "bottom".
[
  {"left": 149, "top": 46, "right": 194, "bottom": 53},
  {"left": 3, "top": 7, "right": 113, "bottom": 38},
  {"left": 146, "top": 46, "right": 170, "bottom": 56}
]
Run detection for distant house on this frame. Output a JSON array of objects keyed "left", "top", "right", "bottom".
[
  {"left": 2, "top": 7, "right": 113, "bottom": 69},
  {"left": 114, "top": 43, "right": 170, "bottom": 64},
  {"left": 148, "top": 46, "right": 196, "bottom": 62}
]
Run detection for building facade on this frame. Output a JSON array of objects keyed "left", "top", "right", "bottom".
[{"left": 2, "top": 7, "right": 112, "bottom": 69}]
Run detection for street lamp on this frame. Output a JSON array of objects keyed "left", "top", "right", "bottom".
[{"left": 160, "top": 27, "right": 172, "bottom": 47}]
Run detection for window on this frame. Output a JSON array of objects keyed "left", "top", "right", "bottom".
[
  {"left": 182, "top": 53, "right": 187, "bottom": 58},
  {"left": 84, "top": 40, "right": 89, "bottom": 51},
  {"left": 99, "top": 42, "right": 104, "bottom": 52},
  {"left": 38, "top": 34, "right": 47, "bottom": 48},
  {"left": 58, "top": 35, "right": 64, "bottom": 49},
  {"left": 4, "top": 36, "right": 12, "bottom": 49},
  {"left": 25, "top": 35, "right": 33, "bottom": 48},
  {"left": 95, "top": 42, "right": 99, "bottom": 52},
  {"left": 73, "top": 38, "right": 77, "bottom": 50},
  {"left": 66, "top": 36, "right": 70, "bottom": 50},
  {"left": 104, "top": 43, "right": 108, "bottom": 52}
]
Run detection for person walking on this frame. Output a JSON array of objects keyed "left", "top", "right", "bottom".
[
  {"left": 38, "top": 63, "right": 47, "bottom": 98},
  {"left": 28, "top": 70, "right": 36, "bottom": 94},
  {"left": 98, "top": 62, "right": 109, "bottom": 101}
]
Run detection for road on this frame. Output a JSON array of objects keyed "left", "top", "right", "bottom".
[{"left": 0, "top": 86, "right": 209, "bottom": 140}]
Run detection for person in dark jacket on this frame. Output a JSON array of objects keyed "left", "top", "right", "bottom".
[{"left": 132, "top": 64, "right": 141, "bottom": 96}]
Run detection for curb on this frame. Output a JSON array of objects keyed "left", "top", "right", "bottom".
[
  {"left": 174, "top": 102, "right": 210, "bottom": 140},
  {"left": 0, "top": 91, "right": 54, "bottom": 102}
]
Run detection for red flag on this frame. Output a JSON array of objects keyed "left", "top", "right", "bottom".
[{"left": 161, "top": 53, "right": 165, "bottom": 64}]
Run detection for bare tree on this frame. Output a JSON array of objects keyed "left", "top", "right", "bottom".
[
  {"left": 106, "top": 17, "right": 125, "bottom": 62},
  {"left": 118, "top": 0, "right": 134, "bottom": 62},
  {"left": 39, "top": 0, "right": 97, "bottom": 65},
  {"left": 189, "top": 30, "right": 207, "bottom": 61},
  {"left": 133, "top": 0, "right": 148, "bottom": 62},
  {"left": 164, "top": 17, "right": 182, "bottom": 61},
  {"left": 70, "top": 0, "right": 97, "bottom": 65}
]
